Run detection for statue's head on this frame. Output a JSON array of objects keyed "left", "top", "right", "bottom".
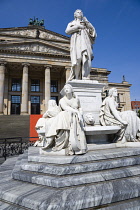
[
  {"left": 109, "top": 88, "right": 117, "bottom": 97},
  {"left": 60, "top": 84, "right": 75, "bottom": 97},
  {"left": 74, "top": 9, "right": 83, "bottom": 19},
  {"left": 48, "top": 100, "right": 57, "bottom": 108},
  {"left": 84, "top": 113, "right": 95, "bottom": 125},
  {"left": 64, "top": 84, "right": 73, "bottom": 94}
]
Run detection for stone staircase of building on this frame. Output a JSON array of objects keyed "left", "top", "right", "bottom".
[{"left": 0, "top": 115, "right": 30, "bottom": 138}]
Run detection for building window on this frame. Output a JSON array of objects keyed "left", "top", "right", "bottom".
[
  {"left": 11, "top": 95, "right": 21, "bottom": 115},
  {"left": 51, "top": 80, "right": 58, "bottom": 93},
  {"left": 11, "top": 78, "right": 21, "bottom": 91},
  {"left": 31, "top": 79, "right": 40, "bottom": 92},
  {"left": 31, "top": 96, "right": 40, "bottom": 114},
  {"left": 51, "top": 96, "right": 58, "bottom": 104},
  {"left": 117, "top": 94, "right": 120, "bottom": 104}
]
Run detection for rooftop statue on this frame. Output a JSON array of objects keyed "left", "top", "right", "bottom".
[
  {"left": 65, "top": 9, "right": 97, "bottom": 81},
  {"left": 100, "top": 88, "right": 140, "bottom": 143},
  {"left": 122, "top": 75, "right": 126, "bottom": 82},
  {"left": 29, "top": 17, "right": 44, "bottom": 26}
]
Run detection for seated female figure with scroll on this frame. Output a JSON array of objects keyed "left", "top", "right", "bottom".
[{"left": 42, "top": 84, "right": 87, "bottom": 155}]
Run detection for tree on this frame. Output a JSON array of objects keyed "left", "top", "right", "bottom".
[{"left": 138, "top": 109, "right": 140, "bottom": 118}]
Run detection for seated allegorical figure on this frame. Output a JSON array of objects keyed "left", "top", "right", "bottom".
[
  {"left": 34, "top": 100, "right": 60, "bottom": 147},
  {"left": 42, "top": 84, "right": 87, "bottom": 155},
  {"left": 99, "top": 88, "right": 140, "bottom": 143}
]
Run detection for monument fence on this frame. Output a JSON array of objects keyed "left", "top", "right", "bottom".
[{"left": 0, "top": 137, "right": 38, "bottom": 160}]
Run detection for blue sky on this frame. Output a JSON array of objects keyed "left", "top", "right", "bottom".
[{"left": 0, "top": 0, "right": 140, "bottom": 100}]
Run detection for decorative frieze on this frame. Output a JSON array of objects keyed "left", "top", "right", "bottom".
[
  {"left": 0, "top": 43, "right": 69, "bottom": 55},
  {"left": 39, "top": 31, "right": 69, "bottom": 42},
  {"left": 0, "top": 29, "right": 37, "bottom": 38}
]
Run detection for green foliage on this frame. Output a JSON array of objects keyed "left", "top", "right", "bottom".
[{"left": 138, "top": 109, "right": 140, "bottom": 118}]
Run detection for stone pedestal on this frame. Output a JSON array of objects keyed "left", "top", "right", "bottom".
[
  {"left": 85, "top": 125, "right": 120, "bottom": 144},
  {"left": 68, "top": 80, "right": 105, "bottom": 125},
  {"left": 4, "top": 146, "right": 140, "bottom": 209},
  {"left": 40, "top": 148, "right": 68, "bottom": 156}
]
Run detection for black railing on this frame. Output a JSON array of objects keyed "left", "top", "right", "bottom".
[{"left": 0, "top": 137, "right": 39, "bottom": 160}]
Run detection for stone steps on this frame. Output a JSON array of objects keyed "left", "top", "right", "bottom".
[
  {"left": 1, "top": 197, "right": 140, "bottom": 210},
  {"left": 12, "top": 165, "right": 140, "bottom": 188},
  {"left": 1, "top": 147, "right": 140, "bottom": 209},
  {"left": 1, "top": 171, "right": 140, "bottom": 210},
  {"left": 0, "top": 200, "right": 28, "bottom": 210},
  {"left": 28, "top": 146, "right": 140, "bottom": 164},
  {"left": 21, "top": 156, "right": 140, "bottom": 175},
  {"left": 12, "top": 147, "right": 140, "bottom": 189}
]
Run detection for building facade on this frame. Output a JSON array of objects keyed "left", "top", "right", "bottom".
[
  {"left": 90, "top": 68, "right": 132, "bottom": 111},
  {"left": 131, "top": 101, "right": 140, "bottom": 114},
  {"left": 0, "top": 25, "right": 132, "bottom": 116}
]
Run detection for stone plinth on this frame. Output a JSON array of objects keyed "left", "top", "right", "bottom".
[
  {"left": 85, "top": 125, "right": 120, "bottom": 144},
  {"left": 40, "top": 148, "right": 68, "bottom": 156},
  {"left": 68, "top": 80, "right": 105, "bottom": 125}
]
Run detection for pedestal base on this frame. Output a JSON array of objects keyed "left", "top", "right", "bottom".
[
  {"left": 68, "top": 80, "right": 105, "bottom": 125},
  {"left": 40, "top": 148, "right": 68, "bottom": 156}
]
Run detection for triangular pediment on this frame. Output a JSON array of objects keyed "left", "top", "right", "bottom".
[
  {"left": 0, "top": 27, "right": 70, "bottom": 43},
  {"left": 0, "top": 40, "right": 70, "bottom": 55}
]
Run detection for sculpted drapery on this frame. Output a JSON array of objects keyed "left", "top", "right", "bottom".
[
  {"left": 42, "top": 84, "right": 87, "bottom": 155},
  {"left": 65, "top": 9, "right": 96, "bottom": 80},
  {"left": 100, "top": 88, "right": 140, "bottom": 143}
]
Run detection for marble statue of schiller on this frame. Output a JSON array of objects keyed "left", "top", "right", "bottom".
[{"left": 65, "top": 9, "right": 96, "bottom": 80}]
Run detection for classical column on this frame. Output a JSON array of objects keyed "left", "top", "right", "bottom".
[
  {"left": 21, "top": 63, "right": 30, "bottom": 115},
  {"left": 65, "top": 66, "right": 71, "bottom": 82},
  {"left": 44, "top": 65, "right": 51, "bottom": 110},
  {"left": 0, "top": 62, "right": 6, "bottom": 114}
]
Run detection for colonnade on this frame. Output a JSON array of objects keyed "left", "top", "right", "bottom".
[{"left": 0, "top": 61, "right": 71, "bottom": 115}]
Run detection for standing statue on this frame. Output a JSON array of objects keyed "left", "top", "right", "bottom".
[
  {"left": 100, "top": 88, "right": 140, "bottom": 143},
  {"left": 41, "top": 84, "right": 87, "bottom": 155},
  {"left": 65, "top": 9, "right": 96, "bottom": 81}
]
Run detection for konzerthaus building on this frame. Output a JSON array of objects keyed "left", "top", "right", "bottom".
[{"left": 0, "top": 24, "right": 132, "bottom": 117}]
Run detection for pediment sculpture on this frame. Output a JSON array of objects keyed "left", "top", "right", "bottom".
[{"left": 0, "top": 42, "right": 68, "bottom": 55}]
